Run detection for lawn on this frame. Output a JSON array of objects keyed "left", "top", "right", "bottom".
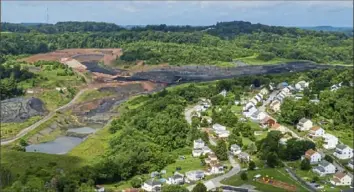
[
  {"left": 234, "top": 54, "right": 298, "bottom": 66},
  {"left": 163, "top": 154, "right": 204, "bottom": 177},
  {"left": 68, "top": 125, "right": 112, "bottom": 164},
  {"left": 221, "top": 168, "right": 310, "bottom": 192},
  {"left": 0, "top": 116, "right": 42, "bottom": 139}
]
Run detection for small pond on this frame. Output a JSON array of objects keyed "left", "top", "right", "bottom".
[
  {"left": 67, "top": 127, "right": 97, "bottom": 134},
  {"left": 26, "top": 136, "right": 83, "bottom": 154}
]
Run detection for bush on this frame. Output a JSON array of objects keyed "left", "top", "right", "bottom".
[
  {"left": 248, "top": 161, "right": 256, "bottom": 170},
  {"left": 300, "top": 158, "right": 311, "bottom": 170},
  {"left": 241, "top": 171, "right": 248, "bottom": 180}
]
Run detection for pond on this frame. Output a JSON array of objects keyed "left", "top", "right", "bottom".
[
  {"left": 26, "top": 136, "right": 83, "bottom": 154},
  {"left": 67, "top": 127, "right": 97, "bottom": 134}
]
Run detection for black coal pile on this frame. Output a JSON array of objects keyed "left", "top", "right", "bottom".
[{"left": 1, "top": 97, "right": 45, "bottom": 123}]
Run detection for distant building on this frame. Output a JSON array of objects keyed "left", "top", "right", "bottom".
[
  {"left": 185, "top": 170, "right": 204, "bottom": 181},
  {"left": 230, "top": 144, "right": 241, "bottom": 155},
  {"left": 296, "top": 118, "right": 313, "bottom": 131},
  {"left": 166, "top": 172, "right": 184, "bottom": 185},
  {"left": 312, "top": 160, "right": 336, "bottom": 176},
  {"left": 309, "top": 126, "right": 325, "bottom": 137},
  {"left": 142, "top": 179, "right": 162, "bottom": 192},
  {"left": 238, "top": 152, "right": 250, "bottom": 163}
]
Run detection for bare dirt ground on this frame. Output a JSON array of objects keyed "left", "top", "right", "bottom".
[{"left": 21, "top": 48, "right": 122, "bottom": 65}]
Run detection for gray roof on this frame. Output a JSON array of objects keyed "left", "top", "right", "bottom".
[
  {"left": 251, "top": 111, "right": 260, "bottom": 118},
  {"left": 172, "top": 174, "right": 184, "bottom": 180},
  {"left": 299, "top": 118, "right": 308, "bottom": 123},
  {"left": 319, "top": 160, "right": 331, "bottom": 167},
  {"left": 336, "top": 144, "right": 348, "bottom": 150},
  {"left": 314, "top": 166, "right": 325, "bottom": 173},
  {"left": 145, "top": 179, "right": 161, "bottom": 186}
]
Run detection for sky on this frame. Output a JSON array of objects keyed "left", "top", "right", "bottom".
[{"left": 1, "top": 1, "right": 353, "bottom": 27}]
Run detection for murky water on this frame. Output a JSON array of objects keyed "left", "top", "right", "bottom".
[{"left": 25, "top": 136, "right": 83, "bottom": 154}]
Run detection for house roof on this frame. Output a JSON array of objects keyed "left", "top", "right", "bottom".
[
  {"left": 145, "top": 179, "right": 161, "bottom": 186},
  {"left": 239, "top": 152, "right": 250, "bottom": 158},
  {"left": 305, "top": 149, "right": 317, "bottom": 157},
  {"left": 319, "top": 160, "right": 331, "bottom": 167},
  {"left": 172, "top": 174, "right": 184, "bottom": 179},
  {"left": 334, "top": 172, "right": 348, "bottom": 179},
  {"left": 299, "top": 118, "right": 309, "bottom": 123},
  {"left": 336, "top": 144, "right": 349, "bottom": 150},
  {"left": 314, "top": 166, "right": 325, "bottom": 173},
  {"left": 231, "top": 144, "right": 241, "bottom": 150},
  {"left": 310, "top": 126, "right": 322, "bottom": 131},
  {"left": 272, "top": 123, "right": 281, "bottom": 129}
]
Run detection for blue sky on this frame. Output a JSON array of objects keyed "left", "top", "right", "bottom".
[{"left": 2, "top": 1, "right": 353, "bottom": 27}]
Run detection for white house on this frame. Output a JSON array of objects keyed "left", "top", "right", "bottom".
[
  {"left": 330, "top": 172, "right": 352, "bottom": 186},
  {"left": 194, "top": 139, "right": 205, "bottom": 149},
  {"left": 166, "top": 172, "right": 184, "bottom": 185},
  {"left": 295, "top": 81, "right": 309, "bottom": 91},
  {"left": 215, "top": 130, "right": 230, "bottom": 138},
  {"left": 296, "top": 118, "right": 313, "bottom": 131},
  {"left": 309, "top": 126, "right": 325, "bottom": 137},
  {"left": 95, "top": 185, "right": 105, "bottom": 192},
  {"left": 250, "top": 98, "right": 258, "bottom": 106},
  {"left": 192, "top": 149, "right": 203, "bottom": 157},
  {"left": 202, "top": 146, "right": 212, "bottom": 155},
  {"left": 250, "top": 111, "right": 268, "bottom": 122},
  {"left": 312, "top": 160, "right": 336, "bottom": 176},
  {"left": 243, "top": 106, "right": 258, "bottom": 118},
  {"left": 230, "top": 144, "right": 241, "bottom": 155},
  {"left": 348, "top": 159, "right": 353, "bottom": 169},
  {"left": 206, "top": 164, "right": 224, "bottom": 175},
  {"left": 303, "top": 149, "right": 322, "bottom": 164},
  {"left": 281, "top": 87, "right": 291, "bottom": 95},
  {"left": 322, "top": 134, "right": 338, "bottom": 149},
  {"left": 185, "top": 170, "right": 205, "bottom": 181},
  {"left": 219, "top": 90, "right": 227, "bottom": 97},
  {"left": 212, "top": 124, "right": 226, "bottom": 131},
  {"left": 330, "top": 83, "right": 342, "bottom": 92},
  {"left": 243, "top": 102, "right": 255, "bottom": 111},
  {"left": 270, "top": 100, "right": 281, "bottom": 113},
  {"left": 260, "top": 88, "right": 269, "bottom": 95},
  {"left": 142, "top": 179, "right": 162, "bottom": 192},
  {"left": 238, "top": 152, "right": 250, "bottom": 163},
  {"left": 333, "top": 144, "right": 353, "bottom": 160}
]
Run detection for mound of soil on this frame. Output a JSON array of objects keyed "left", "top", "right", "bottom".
[{"left": 1, "top": 97, "right": 45, "bottom": 123}]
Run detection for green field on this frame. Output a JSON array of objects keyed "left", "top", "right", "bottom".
[
  {"left": 163, "top": 154, "right": 204, "bottom": 177},
  {"left": 0, "top": 116, "right": 42, "bottom": 139},
  {"left": 234, "top": 54, "right": 298, "bottom": 65},
  {"left": 221, "top": 168, "right": 310, "bottom": 192}
]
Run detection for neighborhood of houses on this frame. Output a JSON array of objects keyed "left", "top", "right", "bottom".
[{"left": 121, "top": 80, "right": 353, "bottom": 192}]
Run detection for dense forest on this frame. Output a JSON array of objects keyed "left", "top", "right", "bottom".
[{"left": 1, "top": 21, "right": 352, "bottom": 64}]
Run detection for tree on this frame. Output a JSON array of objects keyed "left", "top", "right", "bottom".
[
  {"left": 130, "top": 177, "right": 142, "bottom": 188},
  {"left": 300, "top": 158, "right": 311, "bottom": 170},
  {"left": 247, "top": 142, "right": 257, "bottom": 155},
  {"left": 324, "top": 155, "right": 333, "bottom": 163},
  {"left": 312, "top": 176, "right": 319, "bottom": 182},
  {"left": 266, "top": 152, "right": 279, "bottom": 168},
  {"left": 215, "top": 140, "right": 228, "bottom": 161},
  {"left": 240, "top": 172, "right": 248, "bottom": 180},
  {"left": 248, "top": 161, "right": 256, "bottom": 171},
  {"left": 192, "top": 182, "right": 207, "bottom": 192},
  {"left": 163, "top": 185, "right": 189, "bottom": 192},
  {"left": 19, "top": 139, "right": 28, "bottom": 147}
]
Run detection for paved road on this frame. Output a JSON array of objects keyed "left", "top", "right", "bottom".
[{"left": 1, "top": 88, "right": 89, "bottom": 145}]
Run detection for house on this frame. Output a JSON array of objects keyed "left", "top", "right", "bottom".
[
  {"left": 230, "top": 144, "right": 241, "bottom": 155},
  {"left": 205, "top": 153, "right": 218, "bottom": 165},
  {"left": 250, "top": 111, "right": 268, "bottom": 122},
  {"left": 142, "top": 179, "right": 162, "bottom": 192},
  {"left": 202, "top": 146, "right": 212, "bottom": 155},
  {"left": 330, "top": 83, "right": 342, "bottom": 92},
  {"left": 269, "top": 123, "right": 281, "bottom": 132},
  {"left": 243, "top": 102, "right": 255, "bottom": 111},
  {"left": 312, "top": 160, "right": 336, "bottom": 176},
  {"left": 260, "top": 116, "right": 276, "bottom": 128},
  {"left": 234, "top": 100, "right": 240, "bottom": 105},
  {"left": 205, "top": 164, "right": 224, "bottom": 175},
  {"left": 281, "top": 87, "right": 291, "bottom": 95},
  {"left": 322, "top": 134, "right": 338, "bottom": 149},
  {"left": 215, "top": 130, "right": 230, "bottom": 139},
  {"left": 255, "top": 94, "right": 263, "bottom": 102},
  {"left": 333, "top": 144, "right": 353, "bottom": 159},
  {"left": 194, "top": 139, "right": 205, "bottom": 149},
  {"left": 260, "top": 88, "right": 269, "bottom": 95},
  {"left": 185, "top": 170, "right": 205, "bottom": 181},
  {"left": 212, "top": 124, "right": 226, "bottom": 131},
  {"left": 250, "top": 98, "right": 258, "bottom": 106},
  {"left": 26, "top": 90, "right": 34, "bottom": 94},
  {"left": 95, "top": 185, "right": 105, "bottom": 192},
  {"left": 296, "top": 118, "right": 313, "bottom": 131},
  {"left": 348, "top": 159, "right": 353, "bottom": 169},
  {"left": 270, "top": 100, "right": 281, "bottom": 112},
  {"left": 219, "top": 90, "right": 227, "bottom": 97},
  {"left": 238, "top": 152, "right": 250, "bottom": 163},
  {"left": 166, "top": 172, "right": 184, "bottom": 185},
  {"left": 330, "top": 172, "right": 352, "bottom": 186},
  {"left": 192, "top": 149, "right": 203, "bottom": 157},
  {"left": 277, "top": 82, "right": 288, "bottom": 90},
  {"left": 294, "top": 94, "right": 303, "bottom": 100},
  {"left": 303, "top": 149, "right": 321, "bottom": 164},
  {"left": 243, "top": 106, "right": 258, "bottom": 118},
  {"left": 309, "top": 126, "right": 325, "bottom": 137},
  {"left": 295, "top": 81, "right": 309, "bottom": 91}
]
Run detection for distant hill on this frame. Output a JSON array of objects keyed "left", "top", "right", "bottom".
[{"left": 299, "top": 26, "right": 353, "bottom": 35}]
